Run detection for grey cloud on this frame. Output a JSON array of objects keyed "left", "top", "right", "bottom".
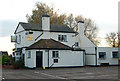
[{"left": 0, "top": 20, "right": 18, "bottom": 37}]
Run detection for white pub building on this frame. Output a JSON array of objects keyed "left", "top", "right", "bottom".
[{"left": 11, "top": 15, "right": 119, "bottom": 68}]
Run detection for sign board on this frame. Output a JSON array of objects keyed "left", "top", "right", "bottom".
[
  {"left": 11, "top": 36, "right": 17, "bottom": 42},
  {"left": 27, "top": 35, "right": 33, "bottom": 41}
]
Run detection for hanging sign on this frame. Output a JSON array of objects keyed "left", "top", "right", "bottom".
[{"left": 11, "top": 36, "right": 17, "bottom": 42}]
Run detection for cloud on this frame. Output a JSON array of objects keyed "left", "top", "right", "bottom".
[{"left": 0, "top": 20, "right": 18, "bottom": 37}]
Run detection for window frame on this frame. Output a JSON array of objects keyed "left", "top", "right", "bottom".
[
  {"left": 99, "top": 52, "right": 106, "bottom": 59},
  {"left": 58, "top": 35, "right": 67, "bottom": 42},
  {"left": 52, "top": 51, "right": 59, "bottom": 58},
  {"left": 53, "top": 59, "right": 58, "bottom": 63},
  {"left": 75, "top": 42, "right": 79, "bottom": 47},
  {"left": 112, "top": 51, "right": 119, "bottom": 58},
  {"left": 17, "top": 35, "right": 21, "bottom": 44},
  {"left": 27, "top": 51, "right": 31, "bottom": 59},
  {"left": 29, "top": 31, "right": 33, "bottom": 34}
]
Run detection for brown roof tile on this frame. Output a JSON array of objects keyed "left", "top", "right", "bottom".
[{"left": 27, "top": 39, "right": 72, "bottom": 50}]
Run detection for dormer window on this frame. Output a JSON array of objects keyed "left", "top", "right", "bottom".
[{"left": 58, "top": 35, "right": 67, "bottom": 42}]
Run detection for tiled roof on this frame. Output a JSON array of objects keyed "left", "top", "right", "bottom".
[
  {"left": 14, "top": 22, "right": 76, "bottom": 34},
  {"left": 27, "top": 39, "right": 72, "bottom": 50}
]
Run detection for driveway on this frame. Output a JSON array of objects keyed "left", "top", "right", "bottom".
[{"left": 2, "top": 66, "right": 119, "bottom": 80}]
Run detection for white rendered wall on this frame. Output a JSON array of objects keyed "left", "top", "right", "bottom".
[
  {"left": 25, "top": 50, "right": 84, "bottom": 68},
  {"left": 77, "top": 22, "right": 97, "bottom": 66},
  {"left": 15, "top": 24, "right": 24, "bottom": 33},
  {"left": 97, "top": 47, "right": 119, "bottom": 65},
  {"left": 85, "top": 55, "right": 96, "bottom": 65},
  {"left": 15, "top": 31, "right": 78, "bottom": 48},
  {"left": 77, "top": 22, "right": 96, "bottom": 48},
  {"left": 48, "top": 50, "right": 84, "bottom": 67},
  {"left": 25, "top": 50, "right": 36, "bottom": 68},
  {"left": 42, "top": 17, "right": 50, "bottom": 31}
]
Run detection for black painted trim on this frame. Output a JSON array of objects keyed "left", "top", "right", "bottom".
[
  {"left": 46, "top": 66, "right": 85, "bottom": 68},
  {"left": 26, "top": 48, "right": 85, "bottom": 51},
  {"left": 14, "top": 23, "right": 20, "bottom": 34},
  {"left": 72, "top": 48, "right": 85, "bottom": 51},
  {"left": 78, "top": 21, "right": 84, "bottom": 23},
  {"left": 83, "top": 51, "right": 85, "bottom": 66},
  {"left": 48, "top": 50, "right": 49, "bottom": 67},
  {"left": 50, "top": 30, "right": 76, "bottom": 33},
  {"left": 42, "top": 15, "right": 50, "bottom": 17},
  {"left": 95, "top": 47, "right": 97, "bottom": 66},
  {"left": 15, "top": 30, "right": 25, "bottom": 34},
  {"left": 24, "top": 29, "right": 76, "bottom": 33},
  {"left": 85, "top": 54, "right": 96, "bottom": 55},
  {"left": 26, "top": 48, "right": 72, "bottom": 50},
  {"left": 35, "top": 32, "right": 44, "bottom": 41}
]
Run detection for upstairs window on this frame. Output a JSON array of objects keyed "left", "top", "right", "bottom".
[
  {"left": 25, "top": 31, "right": 33, "bottom": 35},
  {"left": 112, "top": 51, "right": 119, "bottom": 58},
  {"left": 17, "top": 35, "right": 21, "bottom": 44},
  {"left": 27, "top": 51, "right": 31, "bottom": 58},
  {"left": 29, "top": 32, "right": 33, "bottom": 34},
  {"left": 52, "top": 51, "right": 59, "bottom": 58},
  {"left": 19, "top": 35, "right": 21, "bottom": 43},
  {"left": 58, "top": 35, "right": 67, "bottom": 42},
  {"left": 99, "top": 52, "right": 106, "bottom": 59}
]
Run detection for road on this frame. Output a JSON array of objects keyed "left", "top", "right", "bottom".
[{"left": 2, "top": 66, "right": 119, "bottom": 80}]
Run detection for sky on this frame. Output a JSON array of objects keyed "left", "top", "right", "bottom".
[{"left": 0, "top": 0, "right": 119, "bottom": 54}]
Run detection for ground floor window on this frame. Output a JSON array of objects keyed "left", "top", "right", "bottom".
[
  {"left": 112, "top": 51, "right": 119, "bottom": 58},
  {"left": 53, "top": 59, "right": 58, "bottom": 63},
  {"left": 16, "top": 52, "right": 20, "bottom": 56},
  {"left": 27, "top": 51, "right": 31, "bottom": 58},
  {"left": 52, "top": 51, "right": 59, "bottom": 58},
  {"left": 99, "top": 52, "right": 106, "bottom": 59}
]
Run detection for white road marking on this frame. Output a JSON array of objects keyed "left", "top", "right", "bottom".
[
  {"left": 85, "top": 72, "right": 94, "bottom": 74},
  {"left": 41, "top": 72, "right": 67, "bottom": 79},
  {"left": 34, "top": 71, "right": 39, "bottom": 74},
  {"left": 2, "top": 78, "right": 5, "bottom": 79},
  {"left": 78, "top": 74, "right": 117, "bottom": 79}
]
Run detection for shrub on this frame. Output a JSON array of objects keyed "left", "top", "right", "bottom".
[
  {"left": 13, "top": 59, "right": 24, "bottom": 69},
  {"left": 2, "top": 55, "right": 14, "bottom": 65},
  {"left": 2, "top": 55, "right": 6, "bottom": 65}
]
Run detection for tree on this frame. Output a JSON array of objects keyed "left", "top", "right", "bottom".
[
  {"left": 26, "top": 2, "right": 99, "bottom": 46},
  {"left": 26, "top": 2, "right": 66, "bottom": 25},
  {"left": 65, "top": 14, "right": 99, "bottom": 46},
  {"left": 106, "top": 32, "right": 118, "bottom": 47}
]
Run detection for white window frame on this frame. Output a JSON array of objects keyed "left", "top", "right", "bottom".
[
  {"left": 99, "top": 52, "right": 106, "bottom": 59},
  {"left": 112, "top": 51, "right": 119, "bottom": 58},
  {"left": 17, "top": 35, "right": 21, "bottom": 44},
  {"left": 52, "top": 51, "right": 59, "bottom": 58},
  {"left": 27, "top": 51, "right": 31, "bottom": 59},
  {"left": 58, "top": 35, "right": 67, "bottom": 42},
  {"left": 75, "top": 42, "right": 79, "bottom": 47}
]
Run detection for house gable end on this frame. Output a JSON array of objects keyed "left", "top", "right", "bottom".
[{"left": 14, "top": 23, "right": 25, "bottom": 34}]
